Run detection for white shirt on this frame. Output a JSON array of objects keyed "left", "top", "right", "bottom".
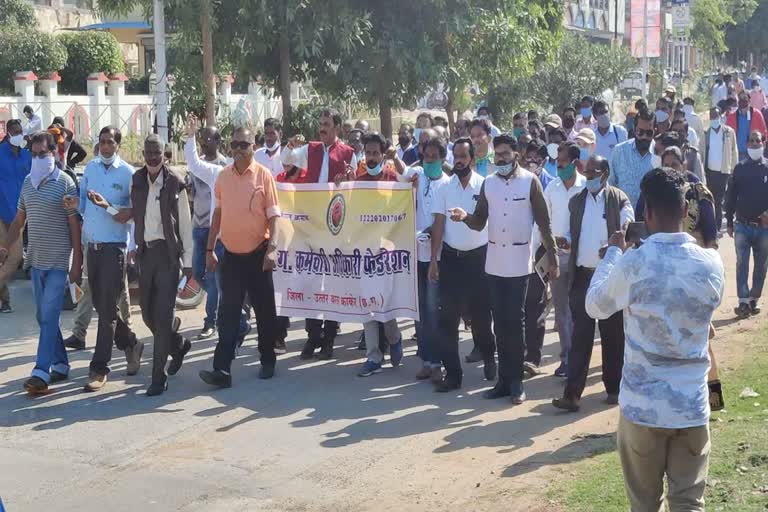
[
  {"left": 183, "top": 137, "right": 232, "bottom": 224},
  {"left": 687, "top": 126, "right": 700, "bottom": 150},
  {"left": 707, "top": 126, "right": 725, "bottom": 172},
  {"left": 24, "top": 114, "right": 42, "bottom": 135},
  {"left": 397, "top": 143, "right": 414, "bottom": 160},
  {"left": 686, "top": 111, "right": 706, "bottom": 147},
  {"left": 543, "top": 174, "right": 586, "bottom": 249},
  {"left": 586, "top": 233, "right": 724, "bottom": 429},
  {"left": 575, "top": 189, "right": 634, "bottom": 268},
  {"left": 594, "top": 124, "right": 628, "bottom": 160},
  {"left": 254, "top": 146, "right": 284, "bottom": 177},
  {"left": 280, "top": 141, "right": 358, "bottom": 183},
  {"left": 143, "top": 170, "right": 194, "bottom": 268},
  {"left": 402, "top": 165, "right": 450, "bottom": 262},
  {"left": 432, "top": 171, "right": 488, "bottom": 251},
  {"left": 711, "top": 83, "right": 728, "bottom": 107}
]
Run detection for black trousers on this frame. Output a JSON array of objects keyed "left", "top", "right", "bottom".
[
  {"left": 523, "top": 272, "right": 547, "bottom": 366},
  {"left": 566, "top": 267, "right": 625, "bottom": 400},
  {"left": 137, "top": 243, "right": 183, "bottom": 384},
  {"left": 488, "top": 274, "right": 529, "bottom": 386},
  {"left": 437, "top": 244, "right": 495, "bottom": 382},
  {"left": 88, "top": 244, "right": 137, "bottom": 376},
  {"left": 705, "top": 170, "right": 729, "bottom": 230},
  {"left": 214, "top": 246, "right": 277, "bottom": 373},
  {"left": 305, "top": 319, "right": 338, "bottom": 344}
]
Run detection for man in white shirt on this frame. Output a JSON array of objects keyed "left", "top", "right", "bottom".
[
  {"left": 449, "top": 134, "right": 558, "bottom": 404},
  {"left": 553, "top": 155, "right": 633, "bottom": 412},
  {"left": 396, "top": 123, "right": 415, "bottom": 160},
  {"left": 683, "top": 97, "right": 706, "bottom": 146},
  {"left": 701, "top": 107, "right": 739, "bottom": 230},
  {"left": 22, "top": 105, "right": 42, "bottom": 136},
  {"left": 347, "top": 128, "right": 365, "bottom": 164},
  {"left": 586, "top": 167, "right": 724, "bottom": 512},
  {"left": 711, "top": 77, "right": 728, "bottom": 108},
  {"left": 593, "top": 100, "right": 628, "bottom": 160},
  {"left": 429, "top": 137, "right": 496, "bottom": 392},
  {"left": 254, "top": 118, "right": 284, "bottom": 177},
  {"left": 476, "top": 106, "right": 501, "bottom": 137},
  {"left": 546, "top": 142, "right": 586, "bottom": 378},
  {"left": 400, "top": 137, "right": 450, "bottom": 382}
]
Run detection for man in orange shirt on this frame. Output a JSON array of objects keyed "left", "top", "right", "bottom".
[{"left": 199, "top": 127, "right": 281, "bottom": 388}]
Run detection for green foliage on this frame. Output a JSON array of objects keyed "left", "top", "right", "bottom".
[
  {"left": 692, "top": 0, "right": 757, "bottom": 55},
  {"left": 286, "top": 99, "right": 348, "bottom": 139},
  {"left": 0, "top": 0, "right": 36, "bottom": 26},
  {"left": 0, "top": 27, "right": 68, "bottom": 93},
  {"left": 726, "top": 0, "right": 768, "bottom": 59},
  {"left": 57, "top": 32, "right": 125, "bottom": 94}
]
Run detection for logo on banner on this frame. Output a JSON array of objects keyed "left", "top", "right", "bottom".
[{"left": 326, "top": 193, "right": 346, "bottom": 235}]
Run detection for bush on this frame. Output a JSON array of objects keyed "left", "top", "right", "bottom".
[
  {"left": 0, "top": 0, "right": 35, "bottom": 27},
  {"left": 58, "top": 32, "right": 125, "bottom": 94},
  {"left": 0, "top": 27, "right": 68, "bottom": 93}
]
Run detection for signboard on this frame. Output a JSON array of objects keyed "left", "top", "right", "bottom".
[
  {"left": 630, "top": 0, "right": 662, "bottom": 58},
  {"left": 672, "top": 2, "right": 691, "bottom": 34}
]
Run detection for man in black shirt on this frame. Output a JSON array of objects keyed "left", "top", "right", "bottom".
[{"left": 725, "top": 130, "right": 768, "bottom": 318}]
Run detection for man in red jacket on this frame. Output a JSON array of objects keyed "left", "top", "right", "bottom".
[{"left": 727, "top": 91, "right": 768, "bottom": 161}]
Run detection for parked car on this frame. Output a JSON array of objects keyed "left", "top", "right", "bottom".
[{"left": 620, "top": 70, "right": 645, "bottom": 100}]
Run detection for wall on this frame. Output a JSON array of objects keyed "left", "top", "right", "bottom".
[{"left": 30, "top": 0, "right": 98, "bottom": 32}]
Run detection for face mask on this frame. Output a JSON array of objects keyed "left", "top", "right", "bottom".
[
  {"left": 492, "top": 161, "right": 514, "bottom": 177},
  {"left": 563, "top": 117, "right": 575, "bottom": 130},
  {"left": 398, "top": 135, "right": 411, "bottom": 148},
  {"left": 422, "top": 160, "right": 443, "bottom": 179},
  {"left": 413, "top": 128, "right": 423, "bottom": 143},
  {"left": 683, "top": 105, "right": 694, "bottom": 115},
  {"left": 651, "top": 154, "right": 662, "bottom": 168},
  {"left": 30, "top": 155, "right": 55, "bottom": 189},
  {"left": 546, "top": 143, "right": 559, "bottom": 160},
  {"left": 579, "top": 147, "right": 591, "bottom": 161},
  {"left": 9, "top": 134, "right": 24, "bottom": 148},
  {"left": 655, "top": 110, "right": 670, "bottom": 123},
  {"left": 596, "top": 114, "right": 611, "bottom": 129},
  {"left": 453, "top": 165, "right": 471, "bottom": 179},
  {"left": 585, "top": 176, "right": 603, "bottom": 194},
  {"left": 557, "top": 162, "right": 576, "bottom": 181},
  {"left": 528, "top": 162, "right": 541, "bottom": 175},
  {"left": 100, "top": 153, "right": 116, "bottom": 166},
  {"left": 146, "top": 163, "right": 163, "bottom": 174},
  {"left": 477, "top": 114, "right": 489, "bottom": 121},
  {"left": 580, "top": 107, "right": 593, "bottom": 120},
  {"left": 748, "top": 147, "right": 764, "bottom": 161},
  {"left": 636, "top": 138, "right": 652, "bottom": 153},
  {"left": 513, "top": 127, "right": 525, "bottom": 138},
  {"left": 366, "top": 161, "right": 382, "bottom": 176},
  {"left": 266, "top": 141, "right": 280, "bottom": 152},
  {"left": 710, "top": 119, "right": 721, "bottom": 130}
]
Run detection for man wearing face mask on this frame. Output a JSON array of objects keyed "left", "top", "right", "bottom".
[
  {"left": 396, "top": 123, "right": 415, "bottom": 160},
  {"left": 570, "top": 96, "right": 597, "bottom": 141},
  {"left": 671, "top": 118, "right": 705, "bottom": 182},
  {"left": 64, "top": 126, "right": 142, "bottom": 392},
  {"left": 683, "top": 97, "right": 705, "bottom": 145},
  {"left": 609, "top": 109, "right": 656, "bottom": 206},
  {"left": 523, "top": 140, "right": 553, "bottom": 190},
  {"left": 470, "top": 118, "right": 494, "bottom": 177},
  {"left": 403, "top": 112, "right": 434, "bottom": 165},
  {"left": 512, "top": 113, "right": 527, "bottom": 139},
  {"left": 575, "top": 128, "right": 596, "bottom": 163},
  {"left": 562, "top": 107, "right": 577, "bottom": 135},
  {"left": 0, "top": 131, "right": 81, "bottom": 395},
  {"left": 254, "top": 118, "right": 284, "bottom": 177},
  {"left": 449, "top": 134, "right": 558, "bottom": 404},
  {"left": 725, "top": 131, "right": 768, "bottom": 318},
  {"left": 726, "top": 91, "right": 768, "bottom": 161},
  {"left": 654, "top": 97, "right": 673, "bottom": 132},
  {"left": 553, "top": 155, "right": 633, "bottom": 412},
  {"left": 0, "top": 119, "right": 30, "bottom": 313},
  {"left": 429, "top": 138, "right": 496, "bottom": 392},
  {"left": 125, "top": 135, "right": 194, "bottom": 396},
  {"left": 701, "top": 107, "right": 738, "bottom": 231},
  {"left": 593, "top": 100, "right": 628, "bottom": 160},
  {"left": 544, "top": 127, "right": 567, "bottom": 178},
  {"left": 477, "top": 106, "right": 501, "bottom": 137},
  {"left": 347, "top": 129, "right": 365, "bottom": 167}
]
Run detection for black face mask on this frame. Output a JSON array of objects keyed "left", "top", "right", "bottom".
[
  {"left": 563, "top": 117, "right": 575, "bottom": 130},
  {"left": 453, "top": 165, "right": 471, "bottom": 178},
  {"left": 398, "top": 135, "right": 411, "bottom": 148},
  {"left": 635, "top": 138, "right": 652, "bottom": 152}
]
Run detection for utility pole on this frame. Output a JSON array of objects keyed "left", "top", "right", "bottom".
[
  {"left": 201, "top": 0, "right": 216, "bottom": 126},
  {"left": 153, "top": 0, "right": 169, "bottom": 143},
  {"left": 642, "top": 0, "right": 649, "bottom": 102}
]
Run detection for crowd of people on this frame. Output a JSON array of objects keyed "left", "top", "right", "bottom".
[{"left": 2, "top": 81, "right": 767, "bottom": 510}]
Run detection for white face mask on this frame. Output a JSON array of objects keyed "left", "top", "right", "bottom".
[
  {"left": 30, "top": 155, "right": 55, "bottom": 189},
  {"left": 683, "top": 105, "right": 694, "bottom": 115},
  {"left": 100, "top": 153, "right": 116, "bottom": 166},
  {"left": 9, "top": 134, "right": 25, "bottom": 148},
  {"left": 748, "top": 147, "right": 764, "bottom": 161},
  {"left": 266, "top": 141, "right": 280, "bottom": 152},
  {"left": 546, "top": 143, "right": 558, "bottom": 160}
]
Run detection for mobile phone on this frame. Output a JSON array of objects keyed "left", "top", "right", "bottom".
[{"left": 626, "top": 222, "right": 648, "bottom": 245}]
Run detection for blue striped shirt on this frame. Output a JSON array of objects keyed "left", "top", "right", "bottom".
[
  {"left": 608, "top": 139, "right": 655, "bottom": 206},
  {"left": 79, "top": 156, "right": 134, "bottom": 244}
]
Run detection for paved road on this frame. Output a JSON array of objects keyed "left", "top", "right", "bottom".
[{"left": 0, "top": 237, "right": 741, "bottom": 511}]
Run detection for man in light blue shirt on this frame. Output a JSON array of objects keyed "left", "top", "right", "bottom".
[
  {"left": 65, "top": 126, "right": 142, "bottom": 392},
  {"left": 593, "top": 100, "right": 628, "bottom": 160},
  {"left": 609, "top": 109, "right": 655, "bottom": 206}
]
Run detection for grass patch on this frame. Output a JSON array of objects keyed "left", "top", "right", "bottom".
[{"left": 549, "top": 332, "right": 768, "bottom": 511}]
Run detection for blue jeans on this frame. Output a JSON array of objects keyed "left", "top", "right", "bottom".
[
  {"left": 214, "top": 240, "right": 248, "bottom": 335},
  {"left": 735, "top": 222, "right": 768, "bottom": 301},
  {"left": 193, "top": 227, "right": 218, "bottom": 328},
  {"left": 30, "top": 268, "right": 69, "bottom": 383},
  {"left": 416, "top": 261, "right": 440, "bottom": 366}
]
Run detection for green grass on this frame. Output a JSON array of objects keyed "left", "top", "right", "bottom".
[{"left": 550, "top": 333, "right": 768, "bottom": 512}]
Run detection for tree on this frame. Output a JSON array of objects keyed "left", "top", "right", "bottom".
[
  {"left": 691, "top": 0, "right": 757, "bottom": 56},
  {"left": 0, "top": 0, "right": 36, "bottom": 27},
  {"left": 0, "top": 27, "right": 68, "bottom": 92},
  {"left": 726, "top": 0, "right": 768, "bottom": 61},
  {"left": 57, "top": 32, "right": 125, "bottom": 94}
]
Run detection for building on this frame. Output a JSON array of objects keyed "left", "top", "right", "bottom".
[{"left": 563, "top": 0, "right": 627, "bottom": 42}]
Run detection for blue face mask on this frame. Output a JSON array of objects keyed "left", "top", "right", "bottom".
[
  {"left": 366, "top": 161, "right": 382, "bottom": 176},
  {"left": 585, "top": 176, "right": 603, "bottom": 194},
  {"left": 422, "top": 160, "right": 443, "bottom": 179},
  {"left": 579, "top": 147, "right": 590, "bottom": 161},
  {"left": 580, "top": 107, "right": 593, "bottom": 120}
]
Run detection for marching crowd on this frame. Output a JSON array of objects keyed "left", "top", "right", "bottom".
[{"left": 3, "top": 78, "right": 768, "bottom": 510}]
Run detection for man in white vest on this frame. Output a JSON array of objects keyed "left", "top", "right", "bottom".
[{"left": 449, "top": 133, "right": 558, "bottom": 404}]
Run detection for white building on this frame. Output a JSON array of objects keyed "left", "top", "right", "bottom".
[{"left": 563, "top": 0, "right": 627, "bottom": 42}]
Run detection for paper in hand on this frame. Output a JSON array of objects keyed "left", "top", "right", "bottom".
[
  {"left": 178, "top": 275, "right": 188, "bottom": 291},
  {"left": 69, "top": 282, "right": 83, "bottom": 304}
]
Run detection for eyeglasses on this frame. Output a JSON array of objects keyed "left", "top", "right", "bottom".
[
  {"left": 636, "top": 129, "right": 654, "bottom": 137},
  {"left": 230, "top": 141, "right": 252, "bottom": 150}
]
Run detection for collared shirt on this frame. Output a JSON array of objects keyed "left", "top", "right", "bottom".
[
  {"left": 18, "top": 171, "right": 78, "bottom": 270},
  {"left": 0, "top": 143, "right": 31, "bottom": 224},
  {"left": 280, "top": 141, "right": 358, "bottom": 183},
  {"left": 474, "top": 153, "right": 493, "bottom": 177},
  {"left": 24, "top": 114, "right": 42, "bottom": 135},
  {"left": 707, "top": 127, "right": 725, "bottom": 172},
  {"left": 711, "top": 83, "right": 728, "bottom": 107},
  {"left": 214, "top": 159, "right": 281, "bottom": 254},
  {"left": 143, "top": 171, "right": 194, "bottom": 268},
  {"left": 431, "top": 171, "right": 488, "bottom": 251},
  {"left": 254, "top": 146, "right": 284, "bottom": 177},
  {"left": 402, "top": 165, "right": 450, "bottom": 262},
  {"left": 545, "top": 174, "right": 586, "bottom": 242},
  {"left": 575, "top": 189, "right": 635, "bottom": 268},
  {"left": 543, "top": 158, "right": 558, "bottom": 179},
  {"left": 737, "top": 111, "right": 751, "bottom": 153},
  {"left": 79, "top": 155, "right": 134, "bottom": 244},
  {"left": 183, "top": 137, "right": 230, "bottom": 226},
  {"left": 609, "top": 138, "right": 655, "bottom": 206},
  {"left": 586, "top": 233, "right": 724, "bottom": 429},
  {"left": 397, "top": 143, "right": 414, "bottom": 160},
  {"left": 594, "top": 123, "right": 628, "bottom": 160}
]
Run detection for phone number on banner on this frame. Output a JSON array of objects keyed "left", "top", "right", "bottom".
[{"left": 359, "top": 213, "right": 408, "bottom": 223}]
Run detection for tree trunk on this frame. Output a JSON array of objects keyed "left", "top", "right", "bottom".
[
  {"left": 378, "top": 91, "right": 392, "bottom": 141},
  {"left": 201, "top": 0, "right": 216, "bottom": 126},
  {"left": 278, "top": 29, "right": 292, "bottom": 132},
  {"left": 445, "top": 88, "right": 456, "bottom": 136}
]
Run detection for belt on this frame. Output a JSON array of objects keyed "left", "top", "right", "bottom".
[
  {"left": 144, "top": 239, "right": 167, "bottom": 249},
  {"left": 576, "top": 266, "right": 596, "bottom": 274},
  {"left": 87, "top": 242, "right": 126, "bottom": 251},
  {"left": 441, "top": 243, "right": 485, "bottom": 258}
]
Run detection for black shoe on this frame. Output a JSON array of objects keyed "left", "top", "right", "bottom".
[
  {"left": 199, "top": 369, "right": 232, "bottom": 388},
  {"left": 168, "top": 338, "right": 191, "bottom": 376},
  {"left": 146, "top": 380, "right": 168, "bottom": 396},
  {"left": 300, "top": 339, "right": 318, "bottom": 360},
  {"left": 197, "top": 325, "right": 216, "bottom": 340},
  {"left": 483, "top": 382, "right": 511, "bottom": 399},
  {"left": 750, "top": 299, "right": 761, "bottom": 315},
  {"left": 735, "top": 303, "right": 751, "bottom": 319},
  {"left": 274, "top": 337, "right": 287, "bottom": 355},
  {"left": 483, "top": 355, "right": 497, "bottom": 381},
  {"left": 64, "top": 335, "right": 86, "bottom": 350},
  {"left": 317, "top": 340, "right": 334, "bottom": 360},
  {"left": 0, "top": 302, "right": 12, "bottom": 313},
  {"left": 259, "top": 364, "right": 275, "bottom": 380},
  {"left": 434, "top": 378, "right": 462, "bottom": 393},
  {"left": 465, "top": 346, "right": 483, "bottom": 363},
  {"left": 523, "top": 361, "right": 542, "bottom": 378},
  {"left": 49, "top": 370, "right": 68, "bottom": 384}
]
